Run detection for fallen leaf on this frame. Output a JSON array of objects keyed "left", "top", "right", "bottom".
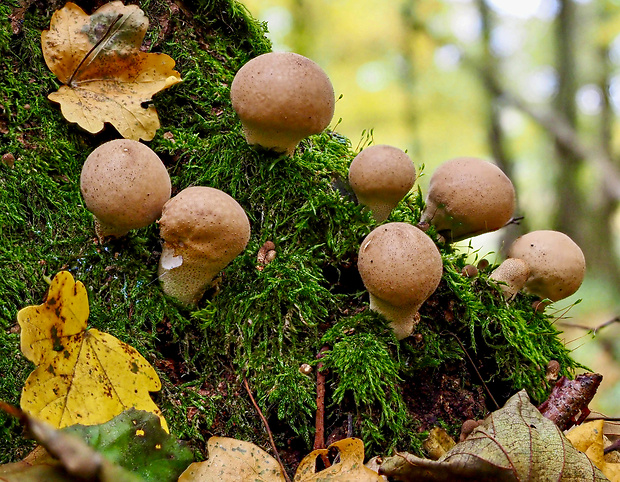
[
  {"left": 178, "top": 436, "right": 287, "bottom": 482},
  {"left": 64, "top": 408, "right": 194, "bottom": 482},
  {"left": 41, "top": 2, "right": 181, "bottom": 141},
  {"left": 18, "top": 271, "right": 166, "bottom": 431},
  {"left": 294, "top": 438, "right": 383, "bottom": 482},
  {"left": 423, "top": 427, "right": 456, "bottom": 460},
  {"left": 379, "top": 390, "right": 608, "bottom": 481},
  {"left": 0, "top": 402, "right": 143, "bottom": 482},
  {"left": 567, "top": 420, "right": 620, "bottom": 482}
]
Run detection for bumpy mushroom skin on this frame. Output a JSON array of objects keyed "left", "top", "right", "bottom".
[
  {"left": 158, "top": 186, "right": 250, "bottom": 306},
  {"left": 489, "top": 258, "right": 531, "bottom": 300},
  {"left": 80, "top": 139, "right": 171, "bottom": 239},
  {"left": 357, "top": 222, "right": 443, "bottom": 339},
  {"left": 507, "top": 230, "right": 585, "bottom": 302},
  {"left": 230, "top": 52, "right": 335, "bottom": 156},
  {"left": 348, "top": 145, "right": 416, "bottom": 222},
  {"left": 420, "top": 157, "right": 516, "bottom": 242}
]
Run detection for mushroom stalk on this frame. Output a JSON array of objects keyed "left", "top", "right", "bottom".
[
  {"left": 367, "top": 294, "right": 421, "bottom": 340},
  {"left": 489, "top": 258, "right": 530, "bottom": 300}
]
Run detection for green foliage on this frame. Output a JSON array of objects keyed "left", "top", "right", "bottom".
[{"left": 64, "top": 409, "right": 195, "bottom": 482}]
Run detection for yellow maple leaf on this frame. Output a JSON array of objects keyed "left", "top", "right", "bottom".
[
  {"left": 567, "top": 420, "right": 620, "bottom": 482},
  {"left": 41, "top": 1, "right": 182, "bottom": 141},
  {"left": 18, "top": 271, "right": 167, "bottom": 431}
]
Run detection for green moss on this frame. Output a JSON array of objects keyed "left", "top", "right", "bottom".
[{"left": 0, "top": 0, "right": 585, "bottom": 468}]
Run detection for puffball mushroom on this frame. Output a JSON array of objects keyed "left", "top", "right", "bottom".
[
  {"left": 357, "top": 222, "right": 443, "bottom": 340},
  {"left": 506, "top": 230, "right": 586, "bottom": 302},
  {"left": 419, "top": 157, "right": 516, "bottom": 242},
  {"left": 348, "top": 144, "right": 416, "bottom": 222},
  {"left": 230, "top": 52, "right": 335, "bottom": 156},
  {"left": 158, "top": 186, "right": 250, "bottom": 306},
  {"left": 80, "top": 139, "right": 171, "bottom": 239}
]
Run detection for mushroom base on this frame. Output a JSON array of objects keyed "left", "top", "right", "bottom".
[
  {"left": 158, "top": 256, "right": 219, "bottom": 306},
  {"left": 369, "top": 293, "right": 422, "bottom": 340},
  {"left": 93, "top": 217, "right": 132, "bottom": 240},
  {"left": 241, "top": 123, "right": 301, "bottom": 157}
]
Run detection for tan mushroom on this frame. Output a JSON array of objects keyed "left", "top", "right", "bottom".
[
  {"left": 348, "top": 145, "right": 416, "bottom": 222},
  {"left": 506, "top": 230, "right": 586, "bottom": 302},
  {"left": 230, "top": 52, "right": 335, "bottom": 156},
  {"left": 357, "top": 222, "right": 443, "bottom": 339},
  {"left": 158, "top": 186, "right": 251, "bottom": 306},
  {"left": 80, "top": 139, "right": 171, "bottom": 240},
  {"left": 420, "top": 157, "right": 516, "bottom": 242}
]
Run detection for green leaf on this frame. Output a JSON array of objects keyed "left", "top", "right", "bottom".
[{"left": 63, "top": 408, "right": 194, "bottom": 482}]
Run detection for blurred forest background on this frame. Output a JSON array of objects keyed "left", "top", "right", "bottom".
[{"left": 241, "top": 0, "right": 620, "bottom": 414}]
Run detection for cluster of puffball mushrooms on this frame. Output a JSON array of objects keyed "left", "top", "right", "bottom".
[{"left": 79, "top": 51, "right": 586, "bottom": 340}]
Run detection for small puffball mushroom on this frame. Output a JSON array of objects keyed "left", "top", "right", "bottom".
[
  {"left": 230, "top": 52, "right": 335, "bottom": 156},
  {"left": 420, "top": 157, "right": 516, "bottom": 242},
  {"left": 489, "top": 258, "right": 531, "bottom": 300},
  {"left": 348, "top": 145, "right": 416, "bottom": 222},
  {"left": 80, "top": 139, "right": 171, "bottom": 239},
  {"left": 158, "top": 186, "right": 250, "bottom": 306},
  {"left": 506, "top": 230, "right": 586, "bottom": 302},
  {"left": 357, "top": 222, "right": 443, "bottom": 340}
]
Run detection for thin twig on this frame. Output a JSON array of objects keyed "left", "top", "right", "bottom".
[
  {"left": 558, "top": 316, "right": 620, "bottom": 336},
  {"left": 314, "top": 347, "right": 329, "bottom": 450},
  {"left": 242, "top": 376, "right": 291, "bottom": 482},
  {"left": 313, "top": 346, "right": 331, "bottom": 469}
]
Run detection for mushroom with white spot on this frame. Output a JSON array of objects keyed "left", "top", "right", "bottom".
[
  {"left": 158, "top": 186, "right": 250, "bottom": 306},
  {"left": 489, "top": 230, "right": 586, "bottom": 304},
  {"left": 357, "top": 222, "right": 443, "bottom": 340},
  {"left": 419, "top": 157, "right": 516, "bottom": 242},
  {"left": 348, "top": 144, "right": 416, "bottom": 222},
  {"left": 80, "top": 139, "right": 171, "bottom": 240},
  {"left": 230, "top": 52, "right": 335, "bottom": 156}
]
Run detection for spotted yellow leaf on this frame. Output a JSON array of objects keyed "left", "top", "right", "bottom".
[
  {"left": 18, "top": 271, "right": 167, "bottom": 431},
  {"left": 41, "top": 2, "right": 181, "bottom": 141}
]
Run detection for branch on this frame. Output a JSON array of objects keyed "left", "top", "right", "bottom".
[{"left": 413, "top": 21, "right": 620, "bottom": 201}]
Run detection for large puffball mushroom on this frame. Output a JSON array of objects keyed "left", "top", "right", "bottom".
[
  {"left": 230, "top": 52, "right": 335, "bottom": 156},
  {"left": 506, "top": 230, "right": 586, "bottom": 302},
  {"left": 80, "top": 139, "right": 171, "bottom": 239},
  {"left": 158, "top": 186, "right": 250, "bottom": 306},
  {"left": 419, "top": 157, "right": 516, "bottom": 242},
  {"left": 357, "top": 222, "right": 443, "bottom": 340},
  {"left": 348, "top": 145, "right": 416, "bottom": 222}
]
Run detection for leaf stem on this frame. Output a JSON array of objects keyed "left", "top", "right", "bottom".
[{"left": 68, "top": 13, "right": 124, "bottom": 85}]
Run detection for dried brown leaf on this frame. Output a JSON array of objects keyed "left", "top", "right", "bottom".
[{"left": 379, "top": 390, "right": 608, "bottom": 481}]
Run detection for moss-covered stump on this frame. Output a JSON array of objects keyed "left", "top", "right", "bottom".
[{"left": 0, "top": 0, "right": 584, "bottom": 470}]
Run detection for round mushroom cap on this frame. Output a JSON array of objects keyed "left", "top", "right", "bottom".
[
  {"left": 348, "top": 145, "right": 416, "bottom": 222},
  {"left": 80, "top": 139, "right": 171, "bottom": 237},
  {"left": 420, "top": 157, "right": 516, "bottom": 242},
  {"left": 230, "top": 52, "right": 335, "bottom": 155},
  {"left": 159, "top": 186, "right": 251, "bottom": 270},
  {"left": 507, "top": 230, "right": 586, "bottom": 302},
  {"left": 358, "top": 222, "right": 443, "bottom": 312}
]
